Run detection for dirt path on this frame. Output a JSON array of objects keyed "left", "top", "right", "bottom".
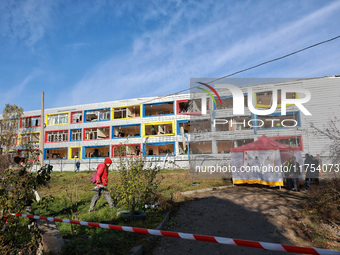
[{"left": 151, "top": 186, "right": 309, "bottom": 255}]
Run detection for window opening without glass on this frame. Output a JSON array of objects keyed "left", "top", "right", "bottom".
[
  {"left": 144, "top": 102, "right": 174, "bottom": 117},
  {"left": 113, "top": 105, "right": 141, "bottom": 119},
  {"left": 47, "top": 113, "right": 69, "bottom": 126},
  {"left": 71, "top": 111, "right": 83, "bottom": 124},
  {"left": 20, "top": 115, "right": 41, "bottom": 128},
  {"left": 112, "top": 144, "right": 141, "bottom": 157},
  {"left": 85, "top": 108, "right": 110, "bottom": 122},
  {"left": 84, "top": 146, "right": 110, "bottom": 158},
  {"left": 46, "top": 130, "right": 69, "bottom": 143},
  {"left": 144, "top": 122, "right": 174, "bottom": 136},
  {"left": 45, "top": 148, "right": 67, "bottom": 159},
  {"left": 70, "top": 129, "right": 82, "bottom": 141},
  {"left": 19, "top": 132, "right": 40, "bottom": 145},
  {"left": 113, "top": 124, "right": 140, "bottom": 138},
  {"left": 145, "top": 143, "right": 175, "bottom": 156},
  {"left": 84, "top": 127, "right": 110, "bottom": 140}
]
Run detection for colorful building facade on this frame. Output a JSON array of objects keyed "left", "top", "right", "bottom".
[{"left": 1, "top": 75, "right": 339, "bottom": 171}]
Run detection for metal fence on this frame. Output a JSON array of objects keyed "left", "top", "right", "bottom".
[{"left": 30, "top": 157, "right": 189, "bottom": 172}]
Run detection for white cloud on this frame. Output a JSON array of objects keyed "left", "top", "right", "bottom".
[
  {"left": 56, "top": 1, "right": 340, "bottom": 108},
  {"left": 0, "top": 0, "right": 53, "bottom": 47}
]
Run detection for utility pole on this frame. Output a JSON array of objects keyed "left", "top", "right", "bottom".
[{"left": 40, "top": 92, "right": 44, "bottom": 167}]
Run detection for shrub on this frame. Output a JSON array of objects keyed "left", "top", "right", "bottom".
[
  {"left": 0, "top": 164, "right": 52, "bottom": 254},
  {"left": 304, "top": 179, "right": 340, "bottom": 222},
  {"left": 112, "top": 154, "right": 161, "bottom": 215}
]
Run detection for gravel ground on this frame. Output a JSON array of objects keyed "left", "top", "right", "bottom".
[{"left": 151, "top": 186, "right": 308, "bottom": 255}]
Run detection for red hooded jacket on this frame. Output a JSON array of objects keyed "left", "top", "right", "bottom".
[{"left": 95, "top": 163, "right": 109, "bottom": 186}]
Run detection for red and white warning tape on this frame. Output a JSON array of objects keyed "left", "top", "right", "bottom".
[{"left": 10, "top": 213, "right": 340, "bottom": 255}]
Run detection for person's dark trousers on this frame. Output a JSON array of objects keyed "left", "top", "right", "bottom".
[
  {"left": 305, "top": 178, "right": 311, "bottom": 190},
  {"left": 89, "top": 187, "right": 114, "bottom": 212},
  {"left": 287, "top": 178, "right": 293, "bottom": 190},
  {"left": 293, "top": 178, "right": 299, "bottom": 191}
]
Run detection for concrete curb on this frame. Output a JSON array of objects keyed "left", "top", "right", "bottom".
[
  {"left": 130, "top": 210, "right": 172, "bottom": 255},
  {"left": 180, "top": 185, "right": 233, "bottom": 196}
]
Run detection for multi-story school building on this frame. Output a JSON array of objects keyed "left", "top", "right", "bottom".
[{"left": 1, "top": 75, "right": 339, "bottom": 171}]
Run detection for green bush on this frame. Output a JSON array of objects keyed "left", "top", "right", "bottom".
[
  {"left": 0, "top": 164, "right": 52, "bottom": 254},
  {"left": 112, "top": 154, "right": 161, "bottom": 215}
]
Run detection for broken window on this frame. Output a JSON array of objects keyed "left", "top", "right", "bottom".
[
  {"left": 70, "top": 129, "right": 82, "bottom": 141},
  {"left": 18, "top": 149, "right": 40, "bottom": 161},
  {"left": 255, "top": 91, "right": 296, "bottom": 107},
  {"left": 113, "top": 124, "right": 140, "bottom": 138},
  {"left": 217, "top": 139, "right": 254, "bottom": 153},
  {"left": 190, "top": 119, "right": 211, "bottom": 133},
  {"left": 71, "top": 111, "right": 83, "bottom": 124},
  {"left": 46, "top": 130, "right": 69, "bottom": 143},
  {"left": 84, "top": 146, "right": 110, "bottom": 158},
  {"left": 215, "top": 96, "right": 248, "bottom": 110},
  {"left": 47, "top": 113, "right": 69, "bottom": 125},
  {"left": 19, "top": 132, "right": 40, "bottom": 145},
  {"left": 113, "top": 105, "right": 141, "bottom": 119},
  {"left": 257, "top": 112, "right": 300, "bottom": 129},
  {"left": 144, "top": 142, "right": 175, "bottom": 156},
  {"left": 85, "top": 108, "right": 110, "bottom": 122},
  {"left": 20, "top": 115, "right": 41, "bottom": 128},
  {"left": 178, "top": 142, "right": 189, "bottom": 155},
  {"left": 70, "top": 147, "right": 81, "bottom": 159},
  {"left": 177, "top": 120, "right": 190, "bottom": 134},
  {"left": 233, "top": 139, "right": 254, "bottom": 147},
  {"left": 190, "top": 141, "right": 212, "bottom": 154},
  {"left": 214, "top": 116, "right": 254, "bottom": 131},
  {"left": 144, "top": 122, "right": 174, "bottom": 136},
  {"left": 84, "top": 126, "right": 110, "bottom": 140},
  {"left": 177, "top": 99, "right": 203, "bottom": 114},
  {"left": 144, "top": 102, "right": 174, "bottom": 117},
  {"left": 112, "top": 144, "right": 141, "bottom": 157},
  {"left": 217, "top": 140, "right": 233, "bottom": 154},
  {"left": 1, "top": 134, "right": 17, "bottom": 146},
  {"left": 1, "top": 119, "right": 19, "bottom": 131},
  {"left": 3, "top": 135, "right": 17, "bottom": 146},
  {"left": 45, "top": 148, "right": 68, "bottom": 159},
  {"left": 270, "top": 135, "right": 302, "bottom": 149}
]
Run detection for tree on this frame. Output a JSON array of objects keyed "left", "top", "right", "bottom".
[
  {"left": 310, "top": 116, "right": 340, "bottom": 163},
  {"left": 1, "top": 104, "right": 23, "bottom": 155}
]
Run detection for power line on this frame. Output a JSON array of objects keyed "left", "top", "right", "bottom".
[
  {"left": 140, "top": 34, "right": 340, "bottom": 105},
  {"left": 207, "top": 34, "right": 340, "bottom": 84}
]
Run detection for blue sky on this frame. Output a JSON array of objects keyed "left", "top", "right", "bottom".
[{"left": 1, "top": 0, "right": 340, "bottom": 112}]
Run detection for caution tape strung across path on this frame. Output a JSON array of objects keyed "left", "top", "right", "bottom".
[{"left": 10, "top": 213, "right": 340, "bottom": 255}]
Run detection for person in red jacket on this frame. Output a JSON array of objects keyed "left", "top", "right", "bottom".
[{"left": 88, "top": 158, "right": 114, "bottom": 212}]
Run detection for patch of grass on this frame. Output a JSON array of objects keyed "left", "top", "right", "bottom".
[
  {"left": 32, "top": 169, "right": 228, "bottom": 254},
  {"left": 292, "top": 179, "right": 340, "bottom": 250},
  {"left": 302, "top": 179, "right": 340, "bottom": 222},
  {"left": 291, "top": 215, "right": 340, "bottom": 250},
  {"left": 157, "top": 169, "right": 229, "bottom": 198}
]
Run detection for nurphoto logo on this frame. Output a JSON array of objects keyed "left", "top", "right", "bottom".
[{"left": 199, "top": 83, "right": 311, "bottom": 116}]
